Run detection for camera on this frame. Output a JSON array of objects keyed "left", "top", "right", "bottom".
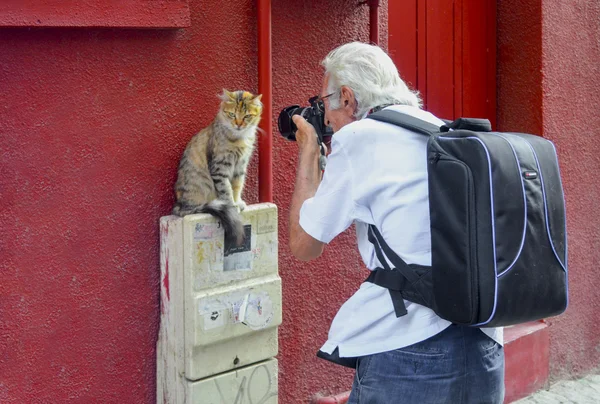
[{"left": 277, "top": 96, "right": 334, "bottom": 143}]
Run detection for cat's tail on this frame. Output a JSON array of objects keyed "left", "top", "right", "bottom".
[{"left": 181, "top": 200, "right": 244, "bottom": 246}]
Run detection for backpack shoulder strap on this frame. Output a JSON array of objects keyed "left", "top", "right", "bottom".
[
  {"left": 367, "top": 109, "right": 441, "bottom": 136},
  {"left": 367, "top": 225, "right": 427, "bottom": 318},
  {"left": 368, "top": 225, "right": 419, "bottom": 284}
]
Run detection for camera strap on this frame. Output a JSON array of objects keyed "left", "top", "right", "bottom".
[
  {"left": 368, "top": 103, "right": 394, "bottom": 115},
  {"left": 317, "top": 135, "right": 327, "bottom": 170}
]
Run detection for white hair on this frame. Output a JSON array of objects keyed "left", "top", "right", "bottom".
[{"left": 321, "top": 42, "right": 421, "bottom": 118}]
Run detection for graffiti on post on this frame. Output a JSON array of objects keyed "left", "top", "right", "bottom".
[{"left": 213, "top": 363, "right": 277, "bottom": 404}]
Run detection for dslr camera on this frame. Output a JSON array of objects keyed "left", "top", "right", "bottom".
[{"left": 277, "top": 96, "right": 334, "bottom": 143}]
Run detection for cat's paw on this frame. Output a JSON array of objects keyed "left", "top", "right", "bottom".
[{"left": 236, "top": 200, "right": 247, "bottom": 212}]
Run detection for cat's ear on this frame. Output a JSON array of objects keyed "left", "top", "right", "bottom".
[
  {"left": 252, "top": 94, "right": 263, "bottom": 104},
  {"left": 219, "top": 89, "right": 235, "bottom": 101}
]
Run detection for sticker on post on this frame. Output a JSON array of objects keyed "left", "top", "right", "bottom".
[
  {"left": 238, "top": 291, "right": 274, "bottom": 330},
  {"left": 223, "top": 225, "right": 252, "bottom": 271},
  {"left": 199, "top": 301, "right": 228, "bottom": 330},
  {"left": 194, "top": 223, "right": 222, "bottom": 241},
  {"left": 203, "top": 309, "right": 227, "bottom": 330},
  {"left": 195, "top": 241, "right": 224, "bottom": 268},
  {"left": 230, "top": 297, "right": 245, "bottom": 324}
]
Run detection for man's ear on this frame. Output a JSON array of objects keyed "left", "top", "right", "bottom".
[{"left": 340, "top": 86, "right": 357, "bottom": 114}]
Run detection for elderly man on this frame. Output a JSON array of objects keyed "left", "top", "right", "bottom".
[{"left": 289, "top": 42, "right": 504, "bottom": 403}]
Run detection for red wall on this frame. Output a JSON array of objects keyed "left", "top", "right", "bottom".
[
  {"left": 498, "top": 0, "right": 600, "bottom": 382},
  {"left": 0, "top": 1, "right": 386, "bottom": 402}
]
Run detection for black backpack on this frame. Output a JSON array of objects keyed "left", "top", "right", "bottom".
[{"left": 364, "top": 110, "right": 568, "bottom": 327}]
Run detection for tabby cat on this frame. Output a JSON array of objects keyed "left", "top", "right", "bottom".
[{"left": 172, "top": 90, "right": 262, "bottom": 245}]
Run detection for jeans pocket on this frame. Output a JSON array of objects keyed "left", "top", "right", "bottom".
[
  {"left": 480, "top": 340, "right": 504, "bottom": 372},
  {"left": 355, "top": 355, "right": 373, "bottom": 385},
  {"left": 478, "top": 334, "right": 502, "bottom": 356},
  {"left": 379, "top": 346, "right": 451, "bottom": 377},
  {"left": 392, "top": 347, "right": 446, "bottom": 358},
  {"left": 392, "top": 340, "right": 447, "bottom": 359},
  {"left": 480, "top": 335, "right": 498, "bottom": 351}
]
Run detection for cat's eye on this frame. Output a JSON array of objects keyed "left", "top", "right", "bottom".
[
  {"left": 244, "top": 115, "right": 253, "bottom": 120},
  {"left": 227, "top": 112, "right": 236, "bottom": 118}
]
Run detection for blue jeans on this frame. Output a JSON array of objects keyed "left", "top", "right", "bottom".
[{"left": 347, "top": 325, "right": 504, "bottom": 404}]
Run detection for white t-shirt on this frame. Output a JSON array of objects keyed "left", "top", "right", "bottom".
[{"left": 299, "top": 105, "right": 502, "bottom": 358}]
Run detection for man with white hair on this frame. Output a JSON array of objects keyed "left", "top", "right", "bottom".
[{"left": 289, "top": 42, "right": 504, "bottom": 403}]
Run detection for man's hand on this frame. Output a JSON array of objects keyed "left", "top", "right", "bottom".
[
  {"left": 289, "top": 115, "right": 325, "bottom": 261},
  {"left": 292, "top": 115, "right": 320, "bottom": 154}
]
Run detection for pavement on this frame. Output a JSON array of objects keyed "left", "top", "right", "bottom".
[{"left": 514, "top": 373, "right": 600, "bottom": 403}]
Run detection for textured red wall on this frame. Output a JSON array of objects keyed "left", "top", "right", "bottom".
[
  {"left": 0, "top": 0, "right": 190, "bottom": 28},
  {"left": 0, "top": 1, "right": 260, "bottom": 401},
  {"left": 541, "top": 0, "right": 600, "bottom": 381},
  {"left": 498, "top": 0, "right": 600, "bottom": 382},
  {"left": 497, "top": 0, "right": 543, "bottom": 136},
  {"left": 0, "top": 1, "right": 386, "bottom": 402}
]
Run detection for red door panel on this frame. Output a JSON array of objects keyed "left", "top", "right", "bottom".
[
  {"left": 388, "top": 0, "right": 496, "bottom": 128},
  {"left": 426, "top": 0, "right": 456, "bottom": 119},
  {"left": 388, "top": 0, "right": 418, "bottom": 89}
]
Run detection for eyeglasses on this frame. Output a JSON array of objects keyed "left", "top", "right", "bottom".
[
  {"left": 311, "top": 92, "right": 336, "bottom": 112},
  {"left": 316, "top": 92, "right": 335, "bottom": 103}
]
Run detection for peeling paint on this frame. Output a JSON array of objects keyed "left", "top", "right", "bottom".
[{"left": 163, "top": 251, "right": 170, "bottom": 302}]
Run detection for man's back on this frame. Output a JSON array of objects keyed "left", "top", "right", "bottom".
[
  {"left": 300, "top": 104, "right": 454, "bottom": 359},
  {"left": 300, "top": 104, "right": 502, "bottom": 359},
  {"left": 335, "top": 104, "right": 441, "bottom": 270}
]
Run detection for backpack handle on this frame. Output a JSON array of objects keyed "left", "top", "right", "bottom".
[
  {"left": 367, "top": 110, "right": 441, "bottom": 136},
  {"left": 368, "top": 110, "right": 492, "bottom": 135},
  {"left": 441, "top": 117, "right": 492, "bottom": 132}
]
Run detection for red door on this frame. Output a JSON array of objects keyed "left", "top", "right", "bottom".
[{"left": 388, "top": 0, "right": 497, "bottom": 128}]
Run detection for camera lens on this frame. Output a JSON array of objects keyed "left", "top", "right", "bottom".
[
  {"left": 277, "top": 105, "right": 306, "bottom": 141},
  {"left": 278, "top": 97, "right": 333, "bottom": 142}
]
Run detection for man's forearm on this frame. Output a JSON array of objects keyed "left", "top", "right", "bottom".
[
  {"left": 292, "top": 149, "right": 321, "bottom": 213},
  {"left": 289, "top": 148, "right": 324, "bottom": 260}
]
